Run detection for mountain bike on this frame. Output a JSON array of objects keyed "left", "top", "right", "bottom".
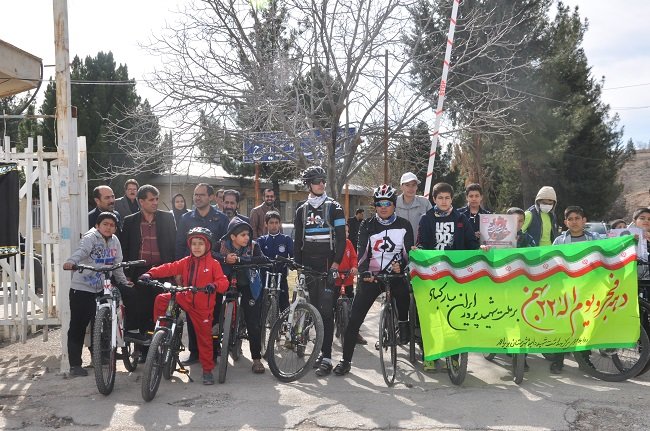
[
  {"left": 260, "top": 267, "right": 284, "bottom": 358},
  {"left": 266, "top": 256, "right": 324, "bottom": 383},
  {"left": 138, "top": 280, "right": 202, "bottom": 402},
  {"left": 218, "top": 263, "right": 272, "bottom": 384},
  {"left": 67, "top": 260, "right": 147, "bottom": 395}
]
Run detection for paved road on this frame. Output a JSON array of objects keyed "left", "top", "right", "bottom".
[{"left": 2, "top": 303, "right": 650, "bottom": 431}]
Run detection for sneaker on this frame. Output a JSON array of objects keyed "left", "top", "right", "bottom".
[
  {"left": 69, "top": 366, "right": 88, "bottom": 377},
  {"left": 436, "top": 359, "right": 448, "bottom": 372},
  {"left": 202, "top": 372, "right": 215, "bottom": 385},
  {"left": 550, "top": 361, "right": 563, "bottom": 374},
  {"left": 398, "top": 321, "right": 410, "bottom": 345},
  {"left": 423, "top": 360, "right": 436, "bottom": 372},
  {"left": 315, "top": 360, "right": 333, "bottom": 377},
  {"left": 312, "top": 354, "right": 323, "bottom": 369},
  {"left": 356, "top": 334, "right": 368, "bottom": 345},
  {"left": 183, "top": 352, "right": 199, "bottom": 366},
  {"left": 333, "top": 360, "right": 351, "bottom": 376},
  {"left": 252, "top": 360, "right": 266, "bottom": 374}
]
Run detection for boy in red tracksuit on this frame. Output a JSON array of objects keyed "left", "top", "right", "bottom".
[
  {"left": 140, "top": 227, "right": 228, "bottom": 385},
  {"left": 336, "top": 226, "right": 366, "bottom": 344}
]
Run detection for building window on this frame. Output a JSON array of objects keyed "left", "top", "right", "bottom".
[
  {"left": 279, "top": 201, "right": 287, "bottom": 221},
  {"left": 246, "top": 198, "right": 255, "bottom": 215},
  {"left": 32, "top": 199, "right": 41, "bottom": 229}
]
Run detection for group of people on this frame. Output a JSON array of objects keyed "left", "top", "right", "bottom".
[{"left": 63, "top": 168, "right": 650, "bottom": 386}]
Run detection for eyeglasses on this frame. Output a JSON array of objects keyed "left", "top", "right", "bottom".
[
  {"left": 374, "top": 201, "right": 393, "bottom": 208},
  {"left": 310, "top": 179, "right": 326, "bottom": 185}
]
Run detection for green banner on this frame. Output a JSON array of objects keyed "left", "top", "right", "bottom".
[{"left": 410, "top": 236, "right": 640, "bottom": 361}]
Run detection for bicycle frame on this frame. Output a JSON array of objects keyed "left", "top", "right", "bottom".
[{"left": 94, "top": 277, "right": 126, "bottom": 350}]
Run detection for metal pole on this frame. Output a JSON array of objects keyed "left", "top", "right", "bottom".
[
  {"left": 255, "top": 162, "right": 261, "bottom": 206},
  {"left": 54, "top": 0, "right": 76, "bottom": 373},
  {"left": 383, "top": 49, "right": 389, "bottom": 184},
  {"left": 423, "top": 0, "right": 460, "bottom": 199}
]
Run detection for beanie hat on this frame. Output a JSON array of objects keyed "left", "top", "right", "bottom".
[{"left": 535, "top": 186, "right": 556, "bottom": 202}]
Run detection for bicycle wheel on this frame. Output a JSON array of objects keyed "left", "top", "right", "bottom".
[
  {"left": 122, "top": 342, "right": 138, "bottom": 372},
  {"left": 512, "top": 354, "right": 525, "bottom": 385},
  {"left": 267, "top": 303, "right": 324, "bottom": 383},
  {"left": 260, "top": 295, "right": 278, "bottom": 357},
  {"left": 338, "top": 300, "right": 350, "bottom": 347},
  {"left": 575, "top": 324, "right": 650, "bottom": 382},
  {"left": 163, "top": 323, "right": 183, "bottom": 380},
  {"left": 483, "top": 353, "right": 496, "bottom": 361},
  {"left": 378, "top": 302, "right": 397, "bottom": 387},
  {"left": 446, "top": 353, "right": 468, "bottom": 386},
  {"left": 635, "top": 299, "right": 650, "bottom": 376},
  {"left": 92, "top": 306, "right": 116, "bottom": 395},
  {"left": 408, "top": 295, "right": 417, "bottom": 364},
  {"left": 141, "top": 330, "right": 167, "bottom": 402},
  {"left": 232, "top": 306, "right": 245, "bottom": 362},
  {"left": 218, "top": 301, "right": 234, "bottom": 383}
]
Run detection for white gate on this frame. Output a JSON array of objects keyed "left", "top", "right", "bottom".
[{"left": 0, "top": 135, "right": 87, "bottom": 342}]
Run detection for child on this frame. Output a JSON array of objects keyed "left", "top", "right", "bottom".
[
  {"left": 458, "top": 183, "right": 492, "bottom": 239},
  {"left": 140, "top": 227, "right": 228, "bottom": 385},
  {"left": 548, "top": 206, "right": 600, "bottom": 374},
  {"left": 215, "top": 217, "right": 271, "bottom": 374},
  {"left": 336, "top": 224, "right": 365, "bottom": 345},
  {"left": 610, "top": 219, "right": 627, "bottom": 230},
  {"left": 522, "top": 186, "right": 559, "bottom": 246},
  {"left": 417, "top": 182, "right": 478, "bottom": 371},
  {"left": 257, "top": 211, "right": 293, "bottom": 312},
  {"left": 507, "top": 207, "right": 537, "bottom": 248},
  {"left": 63, "top": 212, "right": 131, "bottom": 377}
]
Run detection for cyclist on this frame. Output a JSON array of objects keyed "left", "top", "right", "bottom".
[
  {"left": 63, "top": 212, "right": 132, "bottom": 377},
  {"left": 215, "top": 217, "right": 271, "bottom": 374},
  {"left": 257, "top": 211, "right": 293, "bottom": 312},
  {"left": 293, "top": 166, "right": 346, "bottom": 377},
  {"left": 333, "top": 184, "right": 413, "bottom": 376},
  {"left": 139, "top": 227, "right": 229, "bottom": 385}
]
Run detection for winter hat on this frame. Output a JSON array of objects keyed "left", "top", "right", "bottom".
[{"left": 535, "top": 186, "right": 557, "bottom": 203}]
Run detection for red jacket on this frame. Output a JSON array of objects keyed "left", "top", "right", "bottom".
[
  {"left": 147, "top": 253, "right": 229, "bottom": 309},
  {"left": 336, "top": 239, "right": 357, "bottom": 286}
]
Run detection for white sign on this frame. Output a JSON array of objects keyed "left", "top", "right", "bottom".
[
  {"left": 479, "top": 214, "right": 517, "bottom": 249},
  {"left": 608, "top": 227, "right": 647, "bottom": 261}
]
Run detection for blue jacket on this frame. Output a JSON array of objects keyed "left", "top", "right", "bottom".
[
  {"left": 417, "top": 207, "right": 479, "bottom": 251},
  {"left": 175, "top": 207, "right": 229, "bottom": 259},
  {"left": 258, "top": 232, "right": 294, "bottom": 280},
  {"left": 524, "top": 205, "right": 558, "bottom": 246}
]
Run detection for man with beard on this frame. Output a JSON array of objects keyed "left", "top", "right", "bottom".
[
  {"left": 88, "top": 185, "right": 122, "bottom": 232},
  {"left": 250, "top": 188, "right": 282, "bottom": 239},
  {"left": 222, "top": 189, "right": 250, "bottom": 223}
]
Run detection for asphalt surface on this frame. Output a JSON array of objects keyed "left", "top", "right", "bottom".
[{"left": 2, "top": 302, "right": 650, "bottom": 431}]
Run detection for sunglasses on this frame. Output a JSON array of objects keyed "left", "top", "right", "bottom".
[
  {"left": 374, "top": 201, "right": 393, "bottom": 208},
  {"left": 310, "top": 179, "right": 326, "bottom": 185}
]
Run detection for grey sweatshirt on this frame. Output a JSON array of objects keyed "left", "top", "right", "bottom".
[
  {"left": 65, "top": 228, "right": 128, "bottom": 293},
  {"left": 395, "top": 194, "right": 432, "bottom": 242}
]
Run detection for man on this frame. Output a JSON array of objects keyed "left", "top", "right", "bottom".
[
  {"left": 250, "top": 188, "right": 282, "bottom": 239},
  {"left": 88, "top": 185, "right": 122, "bottom": 231},
  {"left": 395, "top": 172, "right": 431, "bottom": 242},
  {"left": 114, "top": 179, "right": 139, "bottom": 218},
  {"left": 346, "top": 208, "right": 364, "bottom": 248},
  {"left": 294, "top": 166, "right": 346, "bottom": 377},
  {"left": 215, "top": 189, "right": 225, "bottom": 212},
  {"left": 222, "top": 189, "right": 250, "bottom": 223},
  {"left": 120, "top": 185, "right": 177, "bottom": 347},
  {"left": 458, "top": 183, "right": 492, "bottom": 240},
  {"left": 175, "top": 183, "right": 229, "bottom": 364}
]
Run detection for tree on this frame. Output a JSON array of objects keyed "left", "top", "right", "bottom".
[{"left": 1, "top": 94, "right": 41, "bottom": 151}]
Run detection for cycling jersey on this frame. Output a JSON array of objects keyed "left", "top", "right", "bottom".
[{"left": 357, "top": 215, "right": 414, "bottom": 274}]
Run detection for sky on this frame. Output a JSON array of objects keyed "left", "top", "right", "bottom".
[{"left": 1, "top": 0, "right": 649, "bottom": 145}]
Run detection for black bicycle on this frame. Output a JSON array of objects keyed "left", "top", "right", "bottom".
[
  {"left": 408, "top": 285, "right": 423, "bottom": 365},
  {"left": 334, "top": 271, "right": 353, "bottom": 347},
  {"left": 139, "top": 280, "right": 202, "bottom": 402},
  {"left": 266, "top": 256, "right": 325, "bottom": 383},
  {"left": 67, "top": 260, "right": 147, "bottom": 395},
  {"left": 218, "top": 263, "right": 272, "bottom": 384}
]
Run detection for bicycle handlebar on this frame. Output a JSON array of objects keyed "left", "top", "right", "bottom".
[
  {"left": 136, "top": 279, "right": 208, "bottom": 294},
  {"left": 274, "top": 256, "right": 328, "bottom": 277},
  {"left": 69, "top": 260, "right": 147, "bottom": 273}
]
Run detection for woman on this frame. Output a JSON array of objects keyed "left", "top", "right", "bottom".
[{"left": 172, "top": 193, "right": 189, "bottom": 225}]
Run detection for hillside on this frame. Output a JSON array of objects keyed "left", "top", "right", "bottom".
[{"left": 618, "top": 149, "right": 650, "bottom": 220}]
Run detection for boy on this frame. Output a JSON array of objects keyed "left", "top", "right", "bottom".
[
  {"left": 548, "top": 206, "right": 599, "bottom": 374},
  {"left": 507, "top": 207, "right": 537, "bottom": 248},
  {"left": 63, "top": 212, "right": 131, "bottom": 377},
  {"left": 215, "top": 217, "right": 271, "bottom": 374},
  {"left": 458, "top": 183, "right": 492, "bottom": 239},
  {"left": 522, "top": 186, "right": 559, "bottom": 246},
  {"left": 257, "top": 211, "right": 294, "bottom": 312},
  {"left": 140, "top": 227, "right": 229, "bottom": 385},
  {"left": 336, "top": 224, "right": 365, "bottom": 344},
  {"left": 417, "top": 182, "right": 478, "bottom": 371}
]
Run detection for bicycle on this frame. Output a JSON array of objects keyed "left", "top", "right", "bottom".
[
  {"left": 572, "top": 260, "right": 650, "bottom": 381},
  {"left": 138, "top": 280, "right": 202, "bottom": 402},
  {"left": 370, "top": 272, "right": 408, "bottom": 387},
  {"left": 217, "top": 263, "right": 272, "bottom": 384},
  {"left": 67, "top": 260, "right": 147, "bottom": 395},
  {"left": 408, "top": 285, "right": 423, "bottom": 365},
  {"left": 334, "top": 271, "right": 353, "bottom": 347},
  {"left": 265, "top": 256, "right": 325, "bottom": 383},
  {"left": 260, "top": 266, "right": 284, "bottom": 358},
  {"left": 482, "top": 352, "right": 526, "bottom": 385}
]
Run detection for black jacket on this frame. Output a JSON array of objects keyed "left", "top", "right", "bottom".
[{"left": 119, "top": 210, "right": 177, "bottom": 279}]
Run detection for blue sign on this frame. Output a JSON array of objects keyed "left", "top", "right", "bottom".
[{"left": 243, "top": 127, "right": 356, "bottom": 164}]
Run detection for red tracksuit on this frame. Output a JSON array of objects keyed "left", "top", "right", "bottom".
[
  {"left": 336, "top": 239, "right": 358, "bottom": 297},
  {"left": 148, "top": 252, "right": 228, "bottom": 372}
]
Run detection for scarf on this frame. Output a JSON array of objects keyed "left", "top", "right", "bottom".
[
  {"left": 307, "top": 193, "right": 327, "bottom": 209},
  {"left": 377, "top": 213, "right": 397, "bottom": 226},
  {"left": 433, "top": 205, "right": 453, "bottom": 218}
]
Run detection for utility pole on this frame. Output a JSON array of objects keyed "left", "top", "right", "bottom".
[{"left": 383, "top": 50, "right": 389, "bottom": 184}]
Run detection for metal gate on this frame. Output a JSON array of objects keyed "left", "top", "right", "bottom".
[{"left": 0, "top": 135, "right": 87, "bottom": 342}]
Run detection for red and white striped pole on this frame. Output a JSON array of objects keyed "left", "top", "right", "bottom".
[{"left": 423, "top": 0, "right": 460, "bottom": 199}]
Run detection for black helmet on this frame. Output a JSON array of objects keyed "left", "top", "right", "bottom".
[
  {"left": 301, "top": 166, "right": 327, "bottom": 185},
  {"left": 186, "top": 227, "right": 213, "bottom": 253},
  {"left": 373, "top": 184, "right": 397, "bottom": 203}
]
